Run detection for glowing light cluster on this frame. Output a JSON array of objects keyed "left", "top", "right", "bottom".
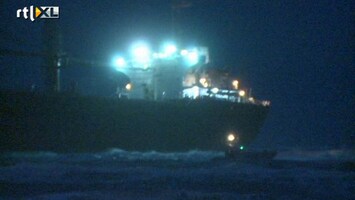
[{"left": 112, "top": 41, "right": 204, "bottom": 70}]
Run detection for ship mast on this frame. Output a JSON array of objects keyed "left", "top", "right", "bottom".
[
  {"left": 43, "top": 20, "right": 63, "bottom": 92},
  {"left": 171, "top": 0, "right": 192, "bottom": 44},
  {"left": 0, "top": 18, "right": 63, "bottom": 93}
]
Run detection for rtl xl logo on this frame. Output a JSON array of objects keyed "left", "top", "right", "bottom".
[{"left": 17, "top": 6, "right": 59, "bottom": 21}]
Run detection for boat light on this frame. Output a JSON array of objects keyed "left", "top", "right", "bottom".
[
  {"left": 226, "top": 133, "right": 239, "bottom": 146},
  {"left": 227, "top": 134, "right": 235, "bottom": 142},
  {"left": 239, "top": 90, "right": 245, "bottom": 97}
]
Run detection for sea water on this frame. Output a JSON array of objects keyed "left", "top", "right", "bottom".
[{"left": 0, "top": 149, "right": 354, "bottom": 200}]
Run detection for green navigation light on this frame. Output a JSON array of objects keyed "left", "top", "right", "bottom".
[{"left": 240, "top": 146, "right": 244, "bottom": 150}]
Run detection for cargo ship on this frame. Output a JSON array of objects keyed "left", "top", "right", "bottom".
[
  {"left": 0, "top": 93, "right": 270, "bottom": 153},
  {"left": 0, "top": 22, "right": 270, "bottom": 154},
  {"left": 0, "top": 49, "right": 270, "bottom": 154}
]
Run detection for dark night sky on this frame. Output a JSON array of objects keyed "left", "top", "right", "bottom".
[{"left": 0, "top": 0, "right": 353, "bottom": 149}]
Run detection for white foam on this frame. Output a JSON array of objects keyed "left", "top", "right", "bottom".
[
  {"left": 275, "top": 149, "right": 355, "bottom": 161},
  {"left": 98, "top": 148, "right": 225, "bottom": 162},
  {"left": 1, "top": 149, "right": 353, "bottom": 200}
]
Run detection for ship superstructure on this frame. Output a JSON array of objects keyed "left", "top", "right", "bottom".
[{"left": 113, "top": 43, "right": 270, "bottom": 107}]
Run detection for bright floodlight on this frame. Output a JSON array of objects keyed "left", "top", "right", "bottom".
[
  {"left": 115, "top": 57, "right": 126, "bottom": 68},
  {"left": 132, "top": 43, "right": 151, "bottom": 66},
  {"left": 133, "top": 45, "right": 150, "bottom": 58},
  {"left": 164, "top": 44, "right": 177, "bottom": 56},
  {"left": 239, "top": 90, "right": 245, "bottom": 97},
  {"left": 187, "top": 51, "right": 199, "bottom": 66}
]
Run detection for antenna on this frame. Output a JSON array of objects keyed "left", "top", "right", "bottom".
[{"left": 171, "top": 0, "right": 192, "bottom": 42}]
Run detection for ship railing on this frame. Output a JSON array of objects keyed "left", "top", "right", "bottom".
[
  {"left": 247, "top": 99, "right": 271, "bottom": 106},
  {"left": 181, "top": 94, "right": 270, "bottom": 106}
]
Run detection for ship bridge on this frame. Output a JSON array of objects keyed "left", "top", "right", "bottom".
[{"left": 113, "top": 45, "right": 209, "bottom": 100}]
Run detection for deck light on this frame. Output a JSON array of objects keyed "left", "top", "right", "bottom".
[
  {"left": 125, "top": 83, "right": 132, "bottom": 91},
  {"left": 211, "top": 87, "right": 219, "bottom": 94},
  {"left": 232, "top": 80, "right": 239, "bottom": 89}
]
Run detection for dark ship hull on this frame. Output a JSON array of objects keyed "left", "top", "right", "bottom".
[{"left": 0, "top": 91, "right": 269, "bottom": 153}]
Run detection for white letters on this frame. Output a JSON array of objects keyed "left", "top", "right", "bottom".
[
  {"left": 23, "top": 7, "right": 28, "bottom": 19},
  {"left": 17, "top": 5, "right": 59, "bottom": 21},
  {"left": 16, "top": 9, "right": 22, "bottom": 18}
]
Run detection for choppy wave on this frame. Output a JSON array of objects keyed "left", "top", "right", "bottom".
[
  {"left": 100, "top": 148, "right": 225, "bottom": 161},
  {"left": 2, "top": 148, "right": 354, "bottom": 164},
  {"left": 1, "top": 148, "right": 354, "bottom": 200},
  {"left": 1, "top": 149, "right": 225, "bottom": 164},
  {"left": 275, "top": 149, "right": 355, "bottom": 161}
]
